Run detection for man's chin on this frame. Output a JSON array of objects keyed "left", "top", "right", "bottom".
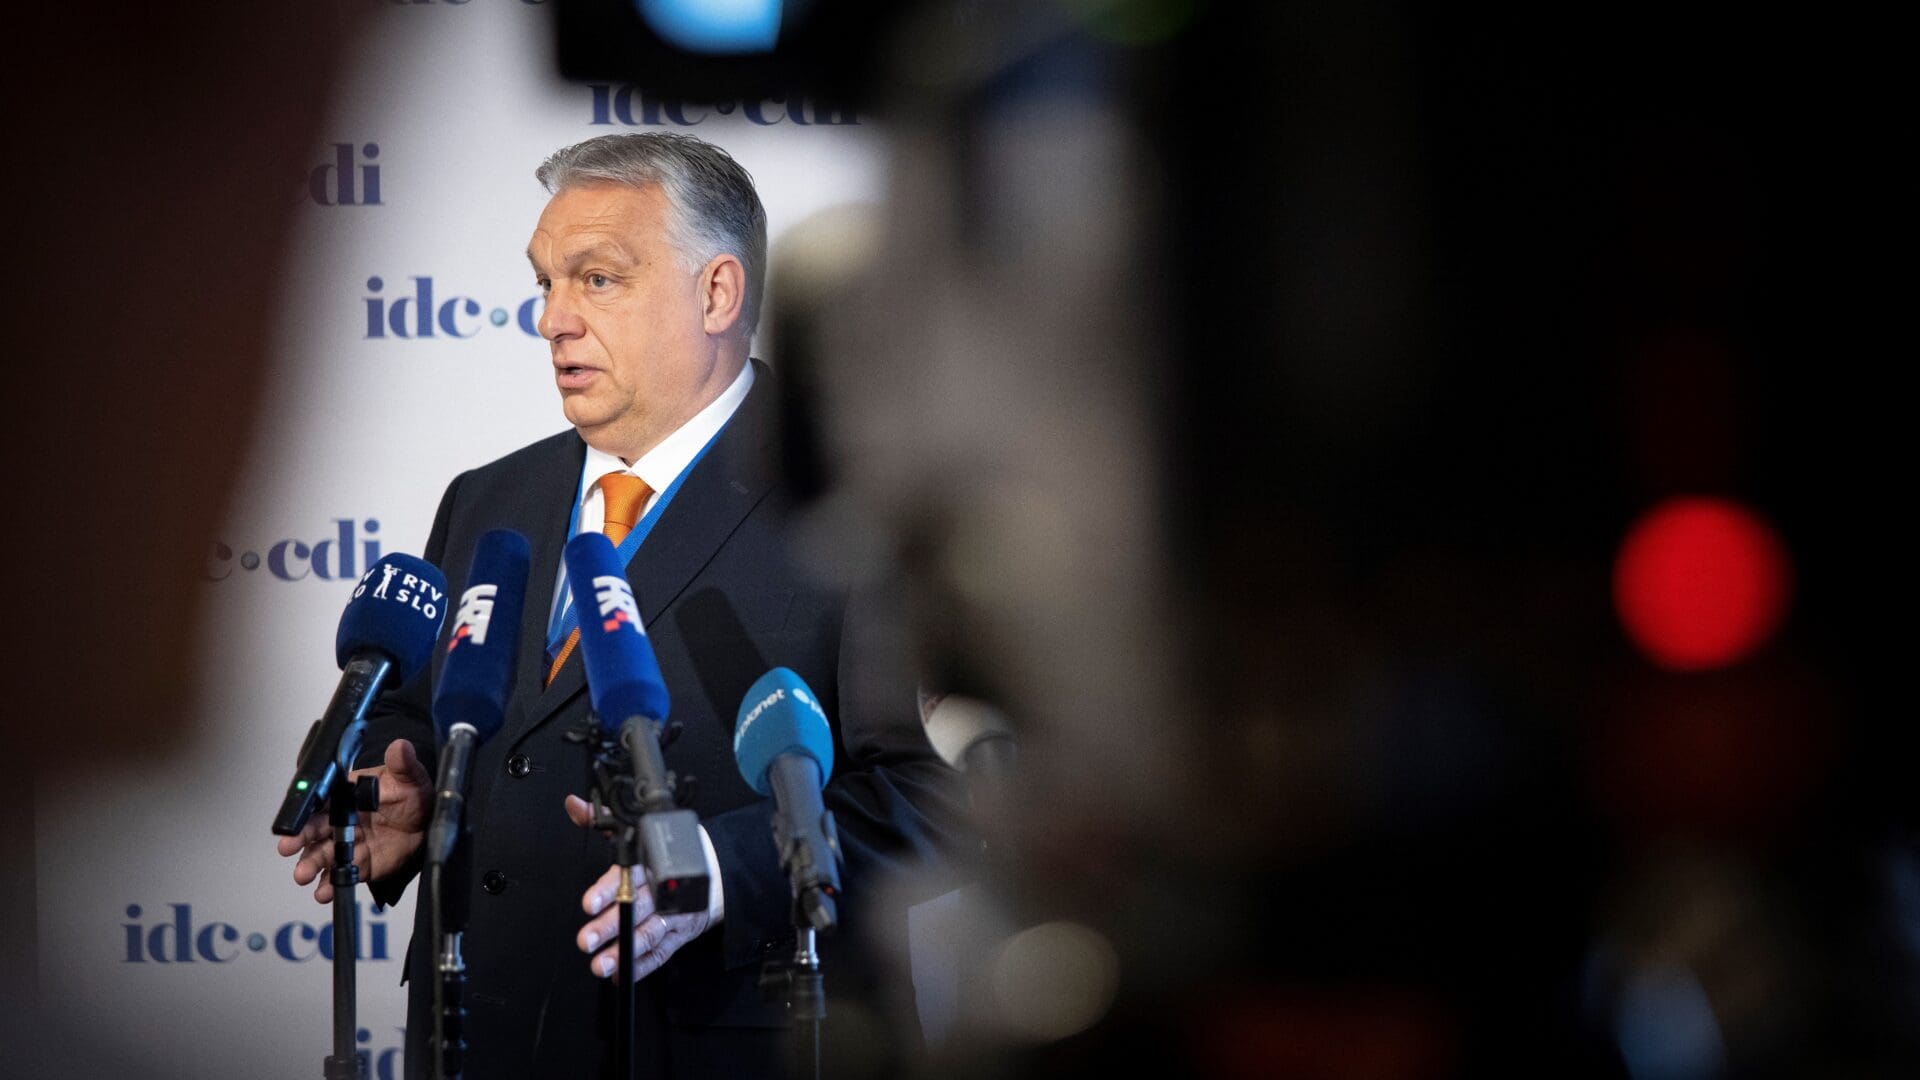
[
  {"left": 569, "top": 417, "right": 647, "bottom": 462},
  {"left": 560, "top": 397, "right": 609, "bottom": 431}
]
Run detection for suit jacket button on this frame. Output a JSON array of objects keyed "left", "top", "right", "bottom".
[
  {"left": 506, "top": 754, "right": 532, "bottom": 778},
  {"left": 481, "top": 870, "right": 509, "bottom": 895}
]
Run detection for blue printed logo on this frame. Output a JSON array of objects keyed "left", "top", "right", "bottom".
[
  {"left": 449, "top": 583, "right": 499, "bottom": 651},
  {"left": 591, "top": 575, "right": 642, "bottom": 634},
  {"left": 123, "top": 901, "right": 392, "bottom": 964},
  {"left": 587, "top": 84, "right": 858, "bottom": 127},
  {"left": 121, "top": 903, "right": 408, "bottom": 1076},
  {"left": 206, "top": 518, "right": 382, "bottom": 582},
  {"left": 364, "top": 276, "right": 543, "bottom": 340},
  {"left": 309, "top": 143, "right": 382, "bottom": 207}
]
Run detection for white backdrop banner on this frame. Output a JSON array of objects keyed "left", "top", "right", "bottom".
[{"left": 35, "top": 4, "right": 884, "bottom": 1076}]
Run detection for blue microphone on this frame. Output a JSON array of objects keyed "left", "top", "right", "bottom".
[
  {"left": 563, "top": 532, "right": 708, "bottom": 914},
  {"left": 735, "top": 668, "right": 842, "bottom": 932},
  {"left": 273, "top": 552, "right": 448, "bottom": 836},
  {"left": 426, "top": 529, "right": 530, "bottom": 864},
  {"left": 562, "top": 532, "right": 670, "bottom": 727}
]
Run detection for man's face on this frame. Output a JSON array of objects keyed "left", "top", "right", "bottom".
[{"left": 527, "top": 182, "right": 721, "bottom": 460}]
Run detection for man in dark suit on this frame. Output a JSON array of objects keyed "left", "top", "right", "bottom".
[{"left": 276, "top": 132, "right": 967, "bottom": 1077}]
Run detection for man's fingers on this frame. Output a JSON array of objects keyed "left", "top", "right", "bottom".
[
  {"left": 281, "top": 742, "right": 419, "bottom": 908},
  {"left": 279, "top": 816, "right": 332, "bottom": 858},
  {"left": 582, "top": 863, "right": 623, "bottom": 914},
  {"left": 292, "top": 839, "right": 329, "bottom": 885},
  {"left": 386, "top": 738, "right": 429, "bottom": 786},
  {"left": 589, "top": 917, "right": 672, "bottom": 979},
  {"left": 581, "top": 870, "right": 655, "bottom": 921},
  {"left": 564, "top": 794, "right": 595, "bottom": 829},
  {"left": 579, "top": 869, "right": 668, "bottom": 977},
  {"left": 306, "top": 846, "right": 337, "bottom": 903},
  {"left": 581, "top": 864, "right": 654, "bottom": 916},
  {"left": 293, "top": 827, "right": 372, "bottom": 882},
  {"left": 631, "top": 922, "right": 692, "bottom": 981},
  {"left": 578, "top": 906, "right": 619, "bottom": 954},
  {"left": 300, "top": 836, "right": 378, "bottom": 902}
]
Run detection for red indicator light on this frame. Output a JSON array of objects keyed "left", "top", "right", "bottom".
[{"left": 1613, "top": 497, "right": 1790, "bottom": 671}]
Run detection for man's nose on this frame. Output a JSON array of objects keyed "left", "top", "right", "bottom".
[{"left": 538, "top": 288, "right": 579, "bottom": 341}]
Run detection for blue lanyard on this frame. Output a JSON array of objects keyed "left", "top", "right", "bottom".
[{"left": 545, "top": 426, "right": 727, "bottom": 658}]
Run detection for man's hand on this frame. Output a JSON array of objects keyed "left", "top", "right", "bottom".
[
  {"left": 275, "top": 739, "right": 433, "bottom": 903},
  {"left": 566, "top": 794, "right": 715, "bottom": 981}
]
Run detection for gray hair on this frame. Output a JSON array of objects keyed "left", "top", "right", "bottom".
[{"left": 536, "top": 133, "right": 768, "bottom": 338}]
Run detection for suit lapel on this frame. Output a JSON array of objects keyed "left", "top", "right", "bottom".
[
  {"left": 512, "top": 362, "right": 779, "bottom": 743},
  {"left": 485, "top": 431, "right": 587, "bottom": 751}
]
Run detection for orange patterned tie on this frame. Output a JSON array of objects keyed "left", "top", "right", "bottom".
[{"left": 546, "top": 473, "right": 652, "bottom": 686}]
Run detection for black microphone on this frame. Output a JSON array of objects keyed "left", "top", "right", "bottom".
[
  {"left": 734, "top": 667, "right": 842, "bottom": 932},
  {"left": 272, "top": 553, "right": 448, "bottom": 837},
  {"left": 427, "top": 530, "right": 530, "bottom": 865}
]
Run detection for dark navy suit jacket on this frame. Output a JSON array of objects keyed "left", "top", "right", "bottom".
[{"left": 363, "top": 363, "right": 967, "bottom": 1078}]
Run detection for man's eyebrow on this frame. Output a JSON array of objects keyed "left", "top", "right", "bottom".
[{"left": 528, "top": 242, "right": 635, "bottom": 275}]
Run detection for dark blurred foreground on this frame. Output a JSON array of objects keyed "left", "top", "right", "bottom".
[{"left": 724, "top": 4, "right": 1906, "bottom": 1075}]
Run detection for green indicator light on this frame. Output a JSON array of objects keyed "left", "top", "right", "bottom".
[{"left": 295, "top": 780, "right": 310, "bottom": 792}]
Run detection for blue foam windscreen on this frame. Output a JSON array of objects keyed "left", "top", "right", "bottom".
[
  {"left": 334, "top": 552, "right": 448, "bottom": 678},
  {"left": 563, "top": 532, "right": 671, "bottom": 727},
  {"left": 733, "top": 666, "right": 834, "bottom": 795},
  {"left": 432, "top": 529, "right": 530, "bottom": 743}
]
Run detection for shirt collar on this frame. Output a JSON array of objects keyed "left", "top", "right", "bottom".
[{"left": 578, "top": 360, "right": 757, "bottom": 501}]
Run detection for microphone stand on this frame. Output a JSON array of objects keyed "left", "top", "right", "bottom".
[
  {"left": 569, "top": 714, "right": 700, "bottom": 1080},
  {"left": 759, "top": 845, "right": 838, "bottom": 1080},
  {"left": 768, "top": 927, "right": 826, "bottom": 1080},
  {"left": 323, "top": 775, "right": 381, "bottom": 1080},
  {"left": 430, "top": 859, "right": 469, "bottom": 1079}
]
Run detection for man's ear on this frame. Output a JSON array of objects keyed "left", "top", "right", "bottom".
[{"left": 700, "top": 253, "right": 747, "bottom": 338}]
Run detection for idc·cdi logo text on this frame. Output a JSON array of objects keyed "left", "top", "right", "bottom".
[
  {"left": 587, "top": 84, "right": 859, "bottom": 127},
  {"left": 122, "top": 903, "right": 408, "bottom": 1075},
  {"left": 207, "top": 519, "right": 382, "bottom": 583},
  {"left": 365, "top": 276, "right": 544, "bottom": 340},
  {"left": 308, "top": 142, "right": 382, "bottom": 207},
  {"left": 123, "top": 901, "right": 392, "bottom": 964}
]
